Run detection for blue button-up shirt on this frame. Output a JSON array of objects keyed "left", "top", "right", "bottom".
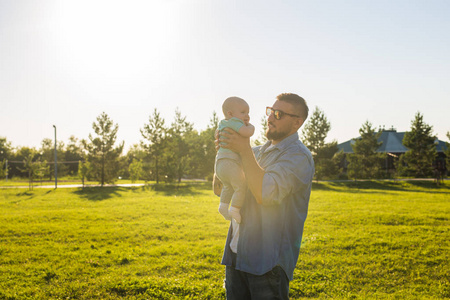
[{"left": 221, "top": 132, "right": 314, "bottom": 281}]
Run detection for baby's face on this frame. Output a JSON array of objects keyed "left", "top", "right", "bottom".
[{"left": 230, "top": 102, "right": 250, "bottom": 125}]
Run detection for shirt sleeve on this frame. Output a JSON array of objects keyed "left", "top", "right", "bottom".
[{"left": 261, "top": 150, "right": 314, "bottom": 206}]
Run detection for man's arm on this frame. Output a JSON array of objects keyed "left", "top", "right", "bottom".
[
  {"left": 219, "top": 128, "right": 264, "bottom": 204},
  {"left": 239, "top": 146, "right": 264, "bottom": 204}
]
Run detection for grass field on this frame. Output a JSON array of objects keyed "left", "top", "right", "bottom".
[
  {"left": 0, "top": 181, "right": 449, "bottom": 299},
  {"left": 0, "top": 178, "right": 153, "bottom": 187}
]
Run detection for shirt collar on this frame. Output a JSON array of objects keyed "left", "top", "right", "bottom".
[{"left": 261, "top": 132, "right": 299, "bottom": 154}]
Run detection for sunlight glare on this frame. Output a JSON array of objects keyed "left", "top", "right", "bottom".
[{"left": 52, "top": 0, "right": 180, "bottom": 86}]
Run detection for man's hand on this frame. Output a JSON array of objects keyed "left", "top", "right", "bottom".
[{"left": 219, "top": 128, "right": 252, "bottom": 154}]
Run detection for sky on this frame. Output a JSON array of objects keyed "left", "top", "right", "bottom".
[{"left": 1, "top": 0, "right": 449, "bottom": 151}]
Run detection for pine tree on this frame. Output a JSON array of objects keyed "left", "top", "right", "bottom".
[
  {"left": 347, "top": 121, "right": 384, "bottom": 179},
  {"left": 301, "top": 106, "right": 331, "bottom": 156},
  {"left": 397, "top": 112, "right": 437, "bottom": 177},
  {"left": 83, "top": 112, "right": 124, "bottom": 186},
  {"left": 141, "top": 109, "right": 167, "bottom": 184},
  {"left": 165, "top": 109, "right": 196, "bottom": 183},
  {"left": 198, "top": 111, "right": 219, "bottom": 180},
  {"left": 301, "top": 107, "right": 341, "bottom": 180},
  {"left": 253, "top": 116, "right": 268, "bottom": 146}
]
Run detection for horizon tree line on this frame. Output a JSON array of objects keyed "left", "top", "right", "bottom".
[{"left": 1, "top": 108, "right": 448, "bottom": 186}]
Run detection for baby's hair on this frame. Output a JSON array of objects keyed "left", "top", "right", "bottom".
[{"left": 222, "top": 97, "right": 246, "bottom": 118}]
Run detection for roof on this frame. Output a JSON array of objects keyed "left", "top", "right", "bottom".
[{"left": 337, "top": 130, "right": 448, "bottom": 154}]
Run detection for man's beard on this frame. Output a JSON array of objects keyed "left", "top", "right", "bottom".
[{"left": 266, "top": 124, "right": 289, "bottom": 141}]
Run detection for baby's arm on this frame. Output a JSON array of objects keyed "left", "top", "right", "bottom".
[{"left": 238, "top": 123, "right": 255, "bottom": 138}]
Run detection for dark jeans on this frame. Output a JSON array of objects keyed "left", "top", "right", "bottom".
[{"left": 225, "top": 252, "right": 289, "bottom": 300}]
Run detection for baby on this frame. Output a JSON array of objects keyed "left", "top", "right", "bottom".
[{"left": 214, "top": 97, "right": 255, "bottom": 223}]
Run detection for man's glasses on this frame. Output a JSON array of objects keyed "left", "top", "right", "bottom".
[{"left": 266, "top": 107, "right": 301, "bottom": 120}]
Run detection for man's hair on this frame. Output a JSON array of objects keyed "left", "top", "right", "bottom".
[{"left": 276, "top": 93, "right": 308, "bottom": 121}]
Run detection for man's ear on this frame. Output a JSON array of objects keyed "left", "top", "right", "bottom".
[{"left": 294, "top": 117, "right": 304, "bottom": 130}]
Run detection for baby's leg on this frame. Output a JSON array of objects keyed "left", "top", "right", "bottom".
[
  {"left": 228, "top": 167, "right": 247, "bottom": 224},
  {"left": 229, "top": 206, "right": 242, "bottom": 224},
  {"left": 215, "top": 159, "right": 234, "bottom": 221},
  {"left": 218, "top": 185, "right": 232, "bottom": 220}
]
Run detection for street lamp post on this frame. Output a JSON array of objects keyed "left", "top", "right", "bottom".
[{"left": 53, "top": 125, "right": 57, "bottom": 189}]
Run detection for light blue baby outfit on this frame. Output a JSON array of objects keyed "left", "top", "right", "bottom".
[{"left": 215, "top": 117, "right": 247, "bottom": 208}]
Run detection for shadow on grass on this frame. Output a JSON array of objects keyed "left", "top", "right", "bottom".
[
  {"left": 139, "top": 182, "right": 211, "bottom": 197},
  {"left": 13, "top": 189, "right": 52, "bottom": 202},
  {"left": 73, "top": 186, "right": 123, "bottom": 201},
  {"left": 407, "top": 180, "right": 450, "bottom": 191},
  {"left": 14, "top": 191, "right": 38, "bottom": 202},
  {"left": 16, "top": 191, "right": 35, "bottom": 197},
  {"left": 312, "top": 180, "right": 450, "bottom": 194}
]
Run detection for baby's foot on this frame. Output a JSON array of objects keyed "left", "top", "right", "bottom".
[
  {"left": 219, "top": 203, "right": 231, "bottom": 220},
  {"left": 229, "top": 206, "right": 241, "bottom": 224}
]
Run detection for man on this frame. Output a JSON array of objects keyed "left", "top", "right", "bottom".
[{"left": 214, "top": 93, "right": 314, "bottom": 299}]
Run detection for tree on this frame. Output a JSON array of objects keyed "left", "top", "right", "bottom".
[
  {"left": 253, "top": 116, "right": 268, "bottom": 146},
  {"left": 65, "top": 136, "right": 84, "bottom": 176},
  {"left": 78, "top": 160, "right": 91, "bottom": 188},
  {"left": 0, "top": 137, "right": 11, "bottom": 179},
  {"left": 10, "top": 146, "right": 37, "bottom": 179},
  {"left": 124, "top": 144, "right": 148, "bottom": 180},
  {"left": 314, "top": 142, "right": 343, "bottom": 181},
  {"left": 129, "top": 159, "right": 143, "bottom": 183},
  {"left": 141, "top": 109, "right": 167, "bottom": 184},
  {"left": 165, "top": 109, "right": 195, "bottom": 183},
  {"left": 301, "top": 107, "right": 341, "bottom": 180},
  {"left": 0, "top": 159, "right": 8, "bottom": 179},
  {"left": 40, "top": 138, "right": 54, "bottom": 180},
  {"left": 347, "top": 121, "right": 384, "bottom": 180},
  {"left": 446, "top": 132, "right": 450, "bottom": 175},
  {"left": 83, "top": 112, "right": 124, "bottom": 186},
  {"left": 397, "top": 112, "right": 437, "bottom": 177},
  {"left": 0, "top": 137, "right": 11, "bottom": 161},
  {"left": 19, "top": 151, "right": 39, "bottom": 190},
  {"left": 40, "top": 138, "right": 68, "bottom": 180},
  {"left": 35, "top": 159, "right": 49, "bottom": 185},
  {"left": 198, "top": 112, "right": 219, "bottom": 180},
  {"left": 301, "top": 106, "right": 331, "bottom": 156}
]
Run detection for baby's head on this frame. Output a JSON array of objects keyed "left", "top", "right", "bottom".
[{"left": 222, "top": 97, "right": 250, "bottom": 125}]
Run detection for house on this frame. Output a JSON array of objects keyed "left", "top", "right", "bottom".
[{"left": 337, "top": 129, "right": 448, "bottom": 173}]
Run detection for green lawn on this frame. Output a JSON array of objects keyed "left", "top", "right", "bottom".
[
  {"left": 0, "top": 181, "right": 449, "bottom": 299},
  {"left": 0, "top": 178, "right": 153, "bottom": 187}
]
